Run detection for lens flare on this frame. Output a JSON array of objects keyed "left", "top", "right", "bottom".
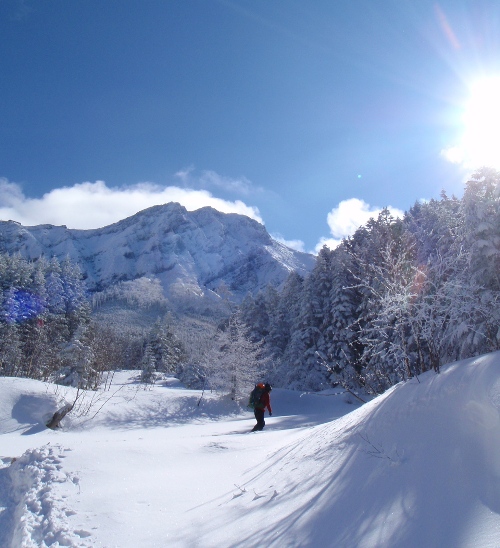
[{"left": 3, "top": 289, "right": 44, "bottom": 324}]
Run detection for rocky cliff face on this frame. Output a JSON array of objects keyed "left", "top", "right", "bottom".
[{"left": 0, "top": 203, "right": 314, "bottom": 308}]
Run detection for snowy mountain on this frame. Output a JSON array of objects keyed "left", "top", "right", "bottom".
[
  {"left": 2, "top": 352, "right": 500, "bottom": 547},
  {"left": 0, "top": 203, "right": 314, "bottom": 307}
]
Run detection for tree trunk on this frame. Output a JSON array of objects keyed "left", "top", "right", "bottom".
[{"left": 46, "top": 403, "right": 74, "bottom": 429}]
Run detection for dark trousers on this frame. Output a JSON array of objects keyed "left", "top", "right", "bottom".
[{"left": 253, "top": 408, "right": 265, "bottom": 431}]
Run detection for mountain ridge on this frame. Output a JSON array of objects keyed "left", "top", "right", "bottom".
[{"left": 0, "top": 203, "right": 314, "bottom": 310}]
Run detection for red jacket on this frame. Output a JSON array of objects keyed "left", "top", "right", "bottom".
[{"left": 259, "top": 391, "right": 272, "bottom": 414}]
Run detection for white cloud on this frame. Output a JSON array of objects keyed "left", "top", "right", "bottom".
[
  {"left": 314, "top": 236, "right": 343, "bottom": 253},
  {"left": 0, "top": 179, "right": 25, "bottom": 205},
  {"left": 271, "top": 233, "right": 306, "bottom": 253},
  {"left": 199, "top": 170, "right": 256, "bottom": 195},
  {"left": 0, "top": 178, "right": 263, "bottom": 229},
  {"left": 174, "top": 167, "right": 259, "bottom": 196},
  {"left": 174, "top": 166, "right": 195, "bottom": 184},
  {"left": 315, "top": 198, "right": 404, "bottom": 253}
]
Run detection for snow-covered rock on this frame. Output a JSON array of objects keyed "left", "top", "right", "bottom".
[{"left": 0, "top": 203, "right": 314, "bottom": 307}]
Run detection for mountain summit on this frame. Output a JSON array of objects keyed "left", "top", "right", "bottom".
[{"left": 0, "top": 203, "right": 314, "bottom": 307}]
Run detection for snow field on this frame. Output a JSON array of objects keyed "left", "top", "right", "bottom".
[{"left": 2, "top": 355, "right": 500, "bottom": 547}]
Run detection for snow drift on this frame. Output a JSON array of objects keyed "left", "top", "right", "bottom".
[{"left": 2, "top": 353, "right": 500, "bottom": 547}]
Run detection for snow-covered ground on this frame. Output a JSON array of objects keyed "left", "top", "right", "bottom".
[{"left": 2, "top": 353, "right": 500, "bottom": 547}]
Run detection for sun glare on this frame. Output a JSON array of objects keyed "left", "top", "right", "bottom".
[{"left": 461, "top": 76, "right": 500, "bottom": 169}]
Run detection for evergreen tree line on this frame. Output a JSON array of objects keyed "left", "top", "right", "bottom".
[
  {"left": 240, "top": 168, "right": 500, "bottom": 394},
  {"left": 0, "top": 250, "right": 237, "bottom": 393},
  {"left": 0, "top": 254, "right": 143, "bottom": 389},
  {"left": 140, "top": 317, "right": 187, "bottom": 384},
  {"left": 0, "top": 254, "right": 94, "bottom": 383},
  {"left": 0, "top": 250, "right": 258, "bottom": 397},
  {"left": 0, "top": 253, "right": 184, "bottom": 389}
]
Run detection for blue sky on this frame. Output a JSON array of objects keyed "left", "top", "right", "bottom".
[{"left": 1, "top": 0, "right": 499, "bottom": 252}]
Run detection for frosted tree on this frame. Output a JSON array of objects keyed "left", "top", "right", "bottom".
[
  {"left": 339, "top": 210, "right": 406, "bottom": 392},
  {"left": 202, "top": 313, "right": 265, "bottom": 401},
  {"left": 356, "top": 239, "right": 425, "bottom": 391},
  {"left": 0, "top": 257, "right": 48, "bottom": 378},
  {"left": 280, "top": 273, "right": 329, "bottom": 390},
  {"left": 323, "top": 243, "right": 363, "bottom": 389},
  {"left": 404, "top": 193, "right": 461, "bottom": 266},
  {"left": 0, "top": 252, "right": 33, "bottom": 292},
  {"left": 60, "top": 257, "right": 91, "bottom": 337},
  {"left": 455, "top": 168, "right": 500, "bottom": 357},
  {"left": 240, "top": 290, "right": 270, "bottom": 342},
  {"left": 403, "top": 193, "right": 464, "bottom": 371},
  {"left": 462, "top": 168, "right": 500, "bottom": 289},
  {"left": 0, "top": 252, "right": 96, "bottom": 383},
  {"left": 141, "top": 341, "right": 157, "bottom": 386},
  {"left": 404, "top": 172, "right": 500, "bottom": 367},
  {"left": 0, "top": 322, "right": 22, "bottom": 376},
  {"left": 46, "top": 257, "right": 66, "bottom": 313},
  {"left": 56, "top": 325, "right": 96, "bottom": 389},
  {"left": 146, "top": 317, "right": 186, "bottom": 374},
  {"left": 267, "top": 272, "right": 304, "bottom": 361}
]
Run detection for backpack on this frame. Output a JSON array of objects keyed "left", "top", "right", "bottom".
[{"left": 248, "top": 384, "right": 265, "bottom": 409}]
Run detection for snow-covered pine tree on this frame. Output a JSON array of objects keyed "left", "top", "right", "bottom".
[
  {"left": 280, "top": 273, "right": 329, "bottom": 391},
  {"left": 0, "top": 252, "right": 96, "bottom": 383},
  {"left": 56, "top": 324, "right": 96, "bottom": 389},
  {"left": 60, "top": 257, "right": 91, "bottom": 338},
  {"left": 456, "top": 168, "right": 500, "bottom": 357},
  {"left": 267, "top": 272, "right": 304, "bottom": 363},
  {"left": 240, "top": 290, "right": 270, "bottom": 342},
  {"left": 146, "top": 317, "right": 186, "bottom": 375},
  {"left": 324, "top": 243, "right": 363, "bottom": 388},
  {"left": 0, "top": 321, "right": 22, "bottom": 376},
  {"left": 141, "top": 341, "right": 157, "bottom": 386}
]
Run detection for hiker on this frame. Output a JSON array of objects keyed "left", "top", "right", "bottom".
[{"left": 250, "top": 382, "right": 272, "bottom": 431}]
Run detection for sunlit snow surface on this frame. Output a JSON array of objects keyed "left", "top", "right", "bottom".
[{"left": 2, "top": 354, "right": 500, "bottom": 547}]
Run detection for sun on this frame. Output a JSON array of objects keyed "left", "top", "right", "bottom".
[{"left": 460, "top": 76, "right": 500, "bottom": 169}]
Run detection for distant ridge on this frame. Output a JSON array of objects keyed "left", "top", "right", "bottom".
[{"left": 0, "top": 203, "right": 314, "bottom": 308}]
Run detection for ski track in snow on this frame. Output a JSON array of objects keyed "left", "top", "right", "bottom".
[{"left": 0, "top": 444, "right": 92, "bottom": 548}]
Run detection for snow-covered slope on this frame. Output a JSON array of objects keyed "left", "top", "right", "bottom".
[
  {"left": 2, "top": 353, "right": 500, "bottom": 547},
  {"left": 0, "top": 203, "right": 314, "bottom": 304}
]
